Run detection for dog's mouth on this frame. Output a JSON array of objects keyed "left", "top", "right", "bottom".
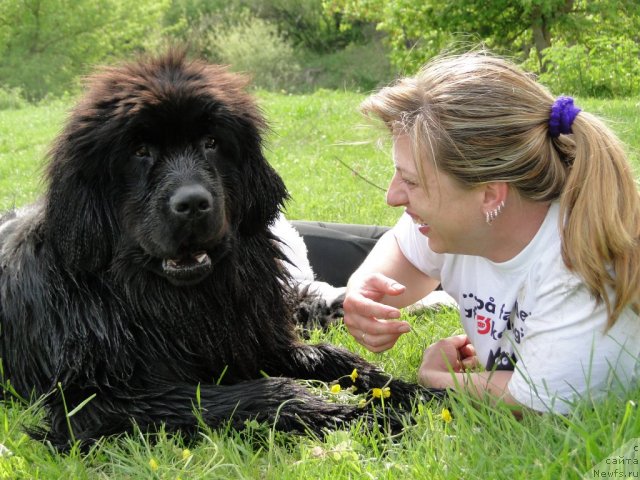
[
  {"left": 162, "top": 251, "right": 212, "bottom": 280},
  {"left": 155, "top": 233, "right": 232, "bottom": 286}
]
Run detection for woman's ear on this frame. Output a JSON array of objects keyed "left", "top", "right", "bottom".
[
  {"left": 482, "top": 182, "right": 508, "bottom": 209},
  {"left": 481, "top": 182, "right": 509, "bottom": 223}
]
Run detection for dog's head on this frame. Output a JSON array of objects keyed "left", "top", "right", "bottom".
[{"left": 44, "top": 50, "right": 288, "bottom": 285}]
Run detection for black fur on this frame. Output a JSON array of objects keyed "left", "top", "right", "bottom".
[{"left": 0, "top": 51, "right": 443, "bottom": 449}]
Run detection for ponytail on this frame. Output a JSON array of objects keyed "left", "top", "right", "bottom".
[{"left": 559, "top": 113, "right": 640, "bottom": 327}]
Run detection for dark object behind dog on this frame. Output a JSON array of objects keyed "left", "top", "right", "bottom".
[{"left": 0, "top": 51, "right": 443, "bottom": 449}]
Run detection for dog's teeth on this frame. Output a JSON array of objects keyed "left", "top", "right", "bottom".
[
  {"left": 195, "top": 253, "right": 207, "bottom": 264},
  {"left": 167, "top": 259, "right": 178, "bottom": 268}
]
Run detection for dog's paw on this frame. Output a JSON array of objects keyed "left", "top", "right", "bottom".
[
  {"left": 293, "top": 290, "right": 344, "bottom": 335},
  {"left": 365, "top": 379, "right": 447, "bottom": 412}
]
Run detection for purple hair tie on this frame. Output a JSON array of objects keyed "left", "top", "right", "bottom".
[{"left": 549, "top": 96, "right": 581, "bottom": 138}]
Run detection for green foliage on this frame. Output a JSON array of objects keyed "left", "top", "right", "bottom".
[
  {"left": 162, "top": 1, "right": 384, "bottom": 92},
  {"left": 0, "top": 85, "right": 27, "bottom": 110},
  {"left": 528, "top": 37, "right": 640, "bottom": 97},
  {"left": 161, "top": 0, "right": 236, "bottom": 55},
  {"left": 0, "top": 0, "right": 170, "bottom": 101},
  {"left": 204, "top": 12, "right": 301, "bottom": 91},
  {"left": 249, "top": 0, "right": 369, "bottom": 53},
  {"left": 326, "top": 0, "right": 640, "bottom": 96},
  {"left": 296, "top": 38, "right": 394, "bottom": 93}
]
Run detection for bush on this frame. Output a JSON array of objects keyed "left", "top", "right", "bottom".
[
  {"left": 204, "top": 14, "right": 300, "bottom": 91},
  {"left": 0, "top": 85, "right": 27, "bottom": 110},
  {"left": 529, "top": 37, "right": 640, "bottom": 97},
  {"left": 297, "top": 37, "right": 394, "bottom": 92}
]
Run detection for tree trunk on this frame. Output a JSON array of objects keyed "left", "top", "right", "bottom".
[
  {"left": 530, "top": 0, "right": 574, "bottom": 72},
  {"left": 531, "top": 6, "right": 552, "bottom": 72}
]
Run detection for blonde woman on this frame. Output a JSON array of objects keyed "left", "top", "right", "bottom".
[{"left": 343, "top": 52, "right": 640, "bottom": 414}]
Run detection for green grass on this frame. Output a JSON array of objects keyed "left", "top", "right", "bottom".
[{"left": 0, "top": 95, "right": 639, "bottom": 479}]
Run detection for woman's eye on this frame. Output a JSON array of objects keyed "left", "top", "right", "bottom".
[
  {"left": 134, "top": 146, "right": 150, "bottom": 158},
  {"left": 204, "top": 136, "right": 217, "bottom": 150},
  {"left": 402, "top": 178, "right": 418, "bottom": 187}
]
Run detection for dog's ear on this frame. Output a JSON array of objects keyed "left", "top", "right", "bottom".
[
  {"left": 240, "top": 154, "right": 289, "bottom": 233},
  {"left": 43, "top": 126, "right": 118, "bottom": 272},
  {"left": 236, "top": 124, "right": 290, "bottom": 235}
]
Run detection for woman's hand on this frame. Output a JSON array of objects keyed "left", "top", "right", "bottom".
[
  {"left": 418, "top": 334, "right": 521, "bottom": 412},
  {"left": 418, "top": 334, "right": 479, "bottom": 388},
  {"left": 343, "top": 273, "right": 412, "bottom": 352}
]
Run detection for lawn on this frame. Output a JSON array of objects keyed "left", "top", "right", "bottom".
[{"left": 0, "top": 93, "right": 638, "bottom": 479}]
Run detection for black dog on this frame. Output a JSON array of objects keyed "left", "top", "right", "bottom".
[{"left": 0, "top": 51, "right": 442, "bottom": 449}]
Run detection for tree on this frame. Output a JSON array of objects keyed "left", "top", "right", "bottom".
[
  {"left": 325, "top": 0, "right": 640, "bottom": 95},
  {"left": 0, "top": 0, "right": 170, "bottom": 100}
]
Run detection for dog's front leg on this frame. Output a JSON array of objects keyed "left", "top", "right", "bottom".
[
  {"left": 267, "top": 343, "right": 446, "bottom": 409},
  {"left": 41, "top": 377, "right": 365, "bottom": 450}
]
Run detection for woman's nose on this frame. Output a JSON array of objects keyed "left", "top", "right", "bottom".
[{"left": 386, "top": 175, "right": 407, "bottom": 207}]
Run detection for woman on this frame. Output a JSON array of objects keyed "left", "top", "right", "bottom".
[{"left": 343, "top": 52, "right": 640, "bottom": 414}]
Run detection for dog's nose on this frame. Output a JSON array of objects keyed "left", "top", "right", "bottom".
[{"left": 169, "top": 185, "right": 213, "bottom": 219}]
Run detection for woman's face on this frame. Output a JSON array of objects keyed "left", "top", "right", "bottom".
[{"left": 386, "top": 134, "right": 485, "bottom": 255}]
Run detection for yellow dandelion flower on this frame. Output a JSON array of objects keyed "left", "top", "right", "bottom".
[
  {"left": 372, "top": 387, "right": 391, "bottom": 399},
  {"left": 441, "top": 408, "right": 453, "bottom": 423},
  {"left": 149, "top": 458, "right": 159, "bottom": 472},
  {"left": 349, "top": 369, "right": 358, "bottom": 382},
  {"left": 182, "top": 448, "right": 192, "bottom": 460},
  {"left": 358, "top": 399, "right": 367, "bottom": 408},
  {"left": 330, "top": 384, "right": 342, "bottom": 394}
]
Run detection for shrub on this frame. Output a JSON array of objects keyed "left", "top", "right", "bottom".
[
  {"left": 529, "top": 37, "right": 640, "bottom": 97},
  {"left": 204, "top": 13, "right": 300, "bottom": 91},
  {"left": 0, "top": 85, "right": 27, "bottom": 110}
]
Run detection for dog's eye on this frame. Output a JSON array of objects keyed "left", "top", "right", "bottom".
[
  {"left": 134, "top": 146, "right": 150, "bottom": 158},
  {"left": 204, "top": 137, "right": 217, "bottom": 151}
]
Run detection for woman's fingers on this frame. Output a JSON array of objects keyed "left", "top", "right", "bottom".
[
  {"left": 461, "top": 355, "right": 480, "bottom": 369},
  {"left": 343, "top": 273, "right": 411, "bottom": 353},
  {"left": 361, "top": 272, "right": 406, "bottom": 297},
  {"left": 357, "top": 328, "right": 404, "bottom": 353},
  {"left": 344, "top": 293, "right": 402, "bottom": 321}
]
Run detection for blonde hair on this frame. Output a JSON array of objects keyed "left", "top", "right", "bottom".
[{"left": 361, "top": 52, "right": 640, "bottom": 328}]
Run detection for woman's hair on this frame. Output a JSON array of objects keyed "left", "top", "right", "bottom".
[{"left": 361, "top": 51, "right": 640, "bottom": 327}]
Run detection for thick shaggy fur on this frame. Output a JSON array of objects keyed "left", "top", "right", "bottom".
[{"left": 0, "top": 52, "right": 441, "bottom": 449}]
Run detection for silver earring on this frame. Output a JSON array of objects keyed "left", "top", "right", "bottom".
[{"left": 485, "top": 200, "right": 505, "bottom": 225}]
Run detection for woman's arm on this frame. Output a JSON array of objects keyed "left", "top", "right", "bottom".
[
  {"left": 418, "top": 335, "right": 523, "bottom": 413},
  {"left": 347, "top": 230, "right": 439, "bottom": 307},
  {"left": 343, "top": 231, "right": 440, "bottom": 352}
]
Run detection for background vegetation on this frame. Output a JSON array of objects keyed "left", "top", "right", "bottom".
[{"left": 1, "top": 0, "right": 640, "bottom": 103}]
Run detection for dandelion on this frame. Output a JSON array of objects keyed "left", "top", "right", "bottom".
[
  {"left": 182, "top": 448, "right": 192, "bottom": 460},
  {"left": 358, "top": 399, "right": 367, "bottom": 408},
  {"left": 330, "top": 384, "right": 342, "bottom": 394},
  {"left": 441, "top": 408, "right": 452, "bottom": 423},
  {"left": 372, "top": 387, "right": 391, "bottom": 399},
  {"left": 149, "top": 458, "right": 159, "bottom": 472},
  {"left": 349, "top": 369, "right": 358, "bottom": 382}
]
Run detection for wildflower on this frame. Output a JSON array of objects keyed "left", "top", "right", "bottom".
[
  {"left": 372, "top": 387, "right": 391, "bottom": 399},
  {"left": 441, "top": 408, "right": 452, "bottom": 423},
  {"left": 358, "top": 399, "right": 367, "bottom": 408},
  {"left": 182, "top": 448, "right": 192, "bottom": 460},
  {"left": 149, "top": 458, "right": 159, "bottom": 472},
  {"left": 349, "top": 369, "right": 358, "bottom": 382},
  {"left": 330, "top": 384, "right": 342, "bottom": 394}
]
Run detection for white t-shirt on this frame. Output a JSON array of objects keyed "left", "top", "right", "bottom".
[{"left": 393, "top": 202, "right": 640, "bottom": 413}]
